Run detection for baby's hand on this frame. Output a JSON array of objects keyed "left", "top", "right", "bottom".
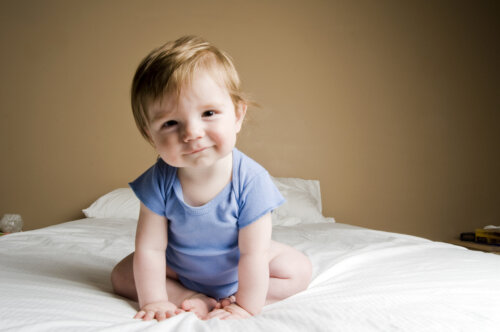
[
  {"left": 134, "top": 301, "right": 184, "bottom": 321},
  {"left": 205, "top": 302, "right": 252, "bottom": 320}
]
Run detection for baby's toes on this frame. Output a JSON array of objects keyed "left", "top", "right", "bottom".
[
  {"left": 220, "top": 295, "right": 236, "bottom": 308},
  {"left": 180, "top": 299, "right": 197, "bottom": 312},
  {"left": 181, "top": 296, "right": 215, "bottom": 319}
]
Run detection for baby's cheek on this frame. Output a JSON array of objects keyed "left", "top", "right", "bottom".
[
  {"left": 217, "top": 125, "right": 237, "bottom": 142},
  {"left": 216, "top": 134, "right": 237, "bottom": 151},
  {"left": 158, "top": 135, "right": 178, "bottom": 150},
  {"left": 154, "top": 138, "right": 179, "bottom": 162}
]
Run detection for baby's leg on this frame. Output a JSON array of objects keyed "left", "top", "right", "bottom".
[
  {"left": 266, "top": 241, "right": 312, "bottom": 304},
  {"left": 111, "top": 252, "right": 217, "bottom": 318}
]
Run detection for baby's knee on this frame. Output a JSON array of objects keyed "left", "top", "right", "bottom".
[
  {"left": 110, "top": 264, "right": 125, "bottom": 293},
  {"left": 110, "top": 258, "right": 134, "bottom": 296},
  {"left": 286, "top": 251, "right": 312, "bottom": 292},
  {"left": 296, "top": 254, "right": 312, "bottom": 290}
]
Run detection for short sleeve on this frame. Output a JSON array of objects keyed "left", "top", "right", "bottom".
[
  {"left": 237, "top": 171, "right": 285, "bottom": 229},
  {"left": 129, "top": 159, "right": 172, "bottom": 217}
]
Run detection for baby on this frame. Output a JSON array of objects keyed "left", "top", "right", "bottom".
[{"left": 111, "top": 36, "right": 312, "bottom": 321}]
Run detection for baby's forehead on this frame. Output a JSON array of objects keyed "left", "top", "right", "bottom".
[
  {"left": 147, "top": 94, "right": 176, "bottom": 118},
  {"left": 147, "top": 71, "right": 231, "bottom": 118}
]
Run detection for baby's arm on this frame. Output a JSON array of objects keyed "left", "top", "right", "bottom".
[
  {"left": 235, "top": 212, "right": 273, "bottom": 315},
  {"left": 133, "top": 202, "right": 179, "bottom": 320}
]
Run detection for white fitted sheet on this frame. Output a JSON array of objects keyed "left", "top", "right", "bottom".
[{"left": 1, "top": 217, "right": 499, "bottom": 331}]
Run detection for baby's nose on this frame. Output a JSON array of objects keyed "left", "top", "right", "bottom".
[{"left": 182, "top": 120, "right": 204, "bottom": 142}]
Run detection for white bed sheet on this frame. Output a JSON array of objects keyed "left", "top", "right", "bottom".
[{"left": 1, "top": 217, "right": 499, "bottom": 331}]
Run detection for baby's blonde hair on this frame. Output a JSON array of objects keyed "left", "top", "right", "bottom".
[{"left": 131, "top": 35, "right": 248, "bottom": 142}]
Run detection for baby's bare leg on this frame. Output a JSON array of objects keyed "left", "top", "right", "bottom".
[
  {"left": 111, "top": 252, "right": 217, "bottom": 318},
  {"left": 111, "top": 252, "right": 191, "bottom": 304},
  {"left": 212, "top": 241, "right": 311, "bottom": 319},
  {"left": 266, "top": 241, "right": 312, "bottom": 304}
]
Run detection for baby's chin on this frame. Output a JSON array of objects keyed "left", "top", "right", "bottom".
[{"left": 175, "top": 156, "right": 220, "bottom": 170}]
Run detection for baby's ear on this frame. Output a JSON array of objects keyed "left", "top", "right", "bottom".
[{"left": 235, "top": 102, "right": 247, "bottom": 133}]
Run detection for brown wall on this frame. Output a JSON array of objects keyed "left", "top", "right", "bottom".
[{"left": 1, "top": 0, "right": 498, "bottom": 241}]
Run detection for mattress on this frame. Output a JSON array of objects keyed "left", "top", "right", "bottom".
[{"left": 1, "top": 216, "right": 499, "bottom": 331}]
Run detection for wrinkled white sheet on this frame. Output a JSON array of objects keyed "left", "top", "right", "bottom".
[{"left": 1, "top": 217, "right": 499, "bottom": 331}]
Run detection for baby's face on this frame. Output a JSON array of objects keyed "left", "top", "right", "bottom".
[{"left": 146, "top": 70, "right": 246, "bottom": 170}]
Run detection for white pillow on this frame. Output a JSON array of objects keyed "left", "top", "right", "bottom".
[
  {"left": 271, "top": 176, "right": 330, "bottom": 226},
  {"left": 83, "top": 177, "right": 332, "bottom": 225},
  {"left": 82, "top": 188, "right": 139, "bottom": 219}
]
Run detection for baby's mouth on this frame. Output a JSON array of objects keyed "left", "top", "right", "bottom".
[{"left": 186, "top": 147, "right": 208, "bottom": 155}]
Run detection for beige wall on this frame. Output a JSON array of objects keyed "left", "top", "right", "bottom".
[{"left": 1, "top": 0, "right": 498, "bottom": 241}]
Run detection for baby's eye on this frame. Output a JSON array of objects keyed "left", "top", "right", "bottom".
[
  {"left": 162, "top": 120, "right": 178, "bottom": 129},
  {"left": 202, "top": 110, "right": 215, "bottom": 117}
]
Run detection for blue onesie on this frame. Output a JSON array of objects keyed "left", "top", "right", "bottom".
[{"left": 129, "top": 148, "right": 284, "bottom": 300}]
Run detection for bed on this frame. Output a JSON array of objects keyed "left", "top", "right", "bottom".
[{"left": 1, "top": 177, "right": 499, "bottom": 331}]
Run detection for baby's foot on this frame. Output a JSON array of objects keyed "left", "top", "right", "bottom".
[
  {"left": 219, "top": 295, "right": 236, "bottom": 308},
  {"left": 181, "top": 293, "right": 218, "bottom": 319}
]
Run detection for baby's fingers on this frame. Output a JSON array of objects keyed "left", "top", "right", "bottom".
[
  {"left": 164, "top": 308, "right": 184, "bottom": 318},
  {"left": 135, "top": 308, "right": 184, "bottom": 321},
  {"left": 134, "top": 310, "right": 146, "bottom": 320},
  {"left": 160, "top": 308, "right": 185, "bottom": 320},
  {"left": 156, "top": 311, "right": 167, "bottom": 321},
  {"left": 133, "top": 310, "right": 156, "bottom": 321},
  {"left": 134, "top": 310, "right": 161, "bottom": 321},
  {"left": 205, "top": 309, "right": 231, "bottom": 320}
]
